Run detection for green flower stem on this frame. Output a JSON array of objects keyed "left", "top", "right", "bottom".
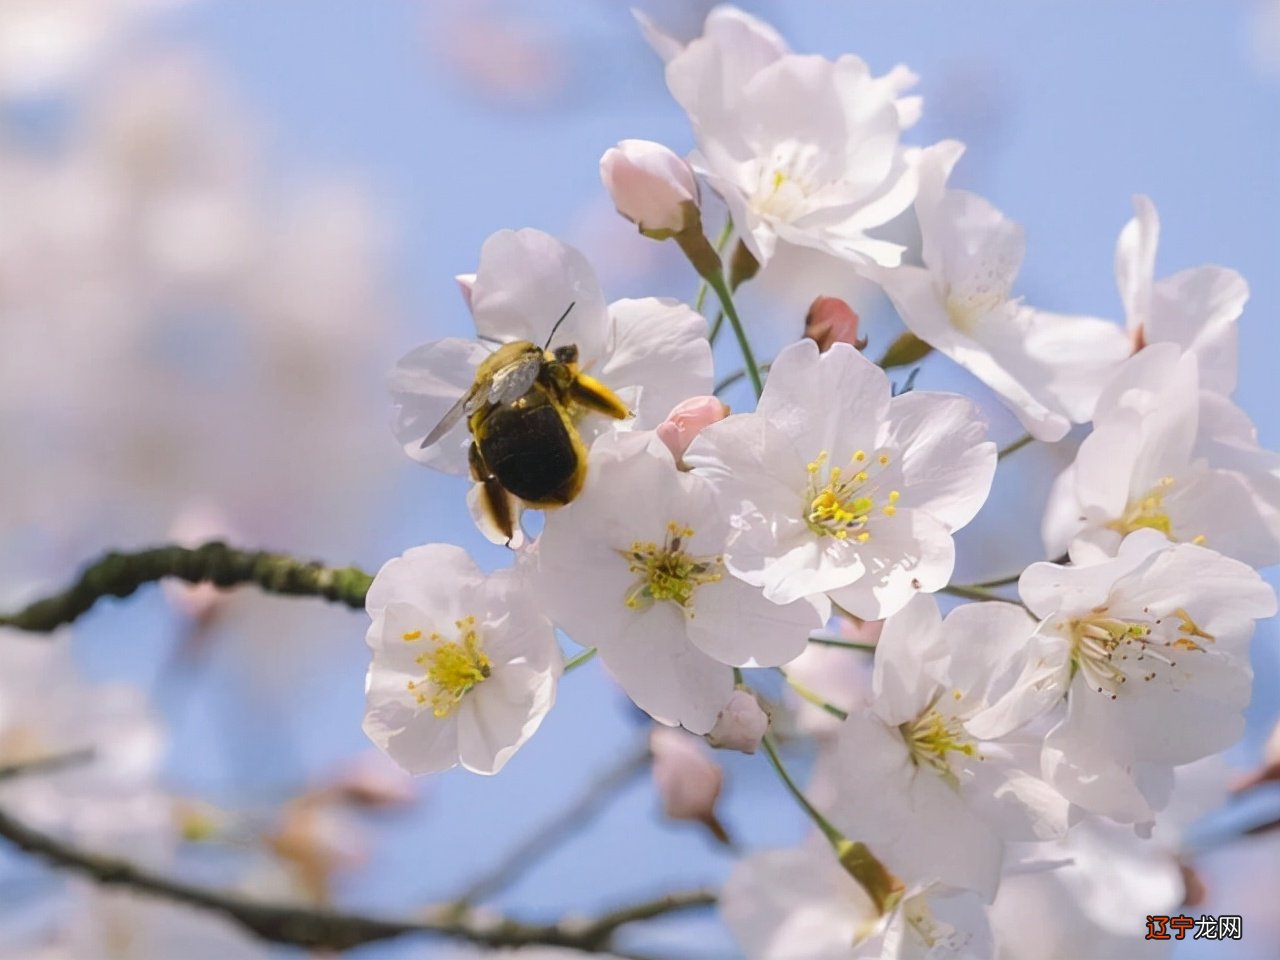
[
  {"left": 759, "top": 733, "right": 846, "bottom": 850},
  {"left": 693, "top": 219, "right": 734, "bottom": 316},
  {"left": 0, "top": 542, "right": 373, "bottom": 634},
  {"left": 779, "top": 670, "right": 849, "bottom": 721},
  {"left": 707, "top": 272, "right": 764, "bottom": 398},
  {"left": 563, "top": 647, "right": 598, "bottom": 673},
  {"left": 997, "top": 432, "right": 1035, "bottom": 460}
]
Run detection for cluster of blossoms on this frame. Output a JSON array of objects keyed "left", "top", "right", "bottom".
[{"left": 360, "top": 6, "right": 1279, "bottom": 958}]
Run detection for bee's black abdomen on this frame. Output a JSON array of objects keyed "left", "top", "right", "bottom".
[{"left": 480, "top": 403, "right": 579, "bottom": 504}]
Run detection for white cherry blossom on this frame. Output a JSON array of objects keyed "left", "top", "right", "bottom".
[
  {"left": 865, "top": 142, "right": 1131, "bottom": 441},
  {"left": 1115, "top": 194, "right": 1248, "bottom": 393},
  {"left": 362, "top": 544, "right": 561, "bottom": 776},
  {"left": 640, "top": 7, "right": 923, "bottom": 267},
  {"left": 721, "top": 840, "right": 992, "bottom": 960},
  {"left": 998, "top": 530, "right": 1276, "bottom": 825},
  {"left": 827, "top": 596, "right": 1069, "bottom": 901},
  {"left": 1043, "top": 343, "right": 1280, "bottom": 568},
  {"left": 533, "top": 433, "right": 822, "bottom": 734},
  {"left": 686, "top": 339, "right": 996, "bottom": 620}
]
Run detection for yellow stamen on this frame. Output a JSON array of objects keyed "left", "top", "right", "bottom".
[
  {"left": 619, "top": 521, "right": 723, "bottom": 618},
  {"left": 403, "top": 615, "right": 491, "bottom": 718}
]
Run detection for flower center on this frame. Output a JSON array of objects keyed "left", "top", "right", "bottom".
[
  {"left": 804, "top": 449, "right": 900, "bottom": 541},
  {"left": 901, "top": 706, "right": 978, "bottom": 783},
  {"left": 402, "top": 616, "right": 492, "bottom": 718},
  {"left": 1067, "top": 607, "right": 1214, "bottom": 699},
  {"left": 619, "top": 521, "right": 723, "bottom": 616},
  {"left": 1104, "top": 476, "right": 1205, "bottom": 544}
]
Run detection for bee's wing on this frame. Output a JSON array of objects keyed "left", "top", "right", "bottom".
[
  {"left": 419, "top": 387, "right": 478, "bottom": 449},
  {"left": 487, "top": 355, "right": 542, "bottom": 406}
]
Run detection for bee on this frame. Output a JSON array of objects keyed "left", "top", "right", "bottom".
[{"left": 421, "top": 304, "right": 631, "bottom": 543}]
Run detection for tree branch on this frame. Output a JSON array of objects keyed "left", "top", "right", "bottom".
[
  {"left": 0, "top": 802, "right": 714, "bottom": 953},
  {"left": 0, "top": 542, "right": 373, "bottom": 634},
  {"left": 456, "top": 741, "right": 652, "bottom": 905}
]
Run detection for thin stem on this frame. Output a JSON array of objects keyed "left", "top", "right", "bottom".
[
  {"left": 997, "top": 432, "right": 1035, "bottom": 461},
  {"left": 0, "top": 543, "right": 372, "bottom": 634},
  {"left": 563, "top": 647, "right": 598, "bottom": 673},
  {"left": 0, "top": 801, "right": 712, "bottom": 953},
  {"left": 807, "top": 634, "right": 876, "bottom": 653},
  {"left": 708, "top": 310, "right": 725, "bottom": 346},
  {"left": 779, "top": 671, "right": 848, "bottom": 721},
  {"left": 970, "top": 572, "right": 1022, "bottom": 589},
  {"left": 707, "top": 273, "right": 763, "bottom": 398},
  {"left": 455, "top": 742, "right": 650, "bottom": 905},
  {"left": 693, "top": 219, "right": 734, "bottom": 316},
  {"left": 759, "top": 734, "right": 844, "bottom": 849},
  {"left": 938, "top": 583, "right": 1005, "bottom": 602},
  {"left": 713, "top": 362, "right": 771, "bottom": 397}
]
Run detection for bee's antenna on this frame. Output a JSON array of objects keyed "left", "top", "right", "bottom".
[
  {"left": 476, "top": 333, "right": 504, "bottom": 352},
  {"left": 543, "top": 302, "right": 575, "bottom": 351}
]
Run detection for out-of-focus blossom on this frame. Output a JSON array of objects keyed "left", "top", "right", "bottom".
[
  {"left": 707, "top": 688, "right": 769, "bottom": 754},
  {"left": 1043, "top": 345, "right": 1280, "bottom": 568},
  {"left": 650, "top": 726, "right": 729, "bottom": 842},
  {"left": 1115, "top": 194, "right": 1247, "bottom": 393},
  {"left": 655, "top": 395, "right": 729, "bottom": 465},
  {"left": 600, "top": 139, "right": 700, "bottom": 239},
  {"left": 866, "top": 142, "right": 1131, "bottom": 441},
  {"left": 687, "top": 339, "right": 996, "bottom": 620},
  {"left": 0, "top": 630, "right": 169, "bottom": 858},
  {"left": 534, "top": 433, "right": 822, "bottom": 734},
  {"left": 805, "top": 295, "right": 866, "bottom": 353},
  {"left": 362, "top": 544, "right": 562, "bottom": 776},
  {"left": 1000, "top": 531, "right": 1275, "bottom": 827},
  {"left": 391, "top": 228, "right": 712, "bottom": 542},
  {"left": 0, "top": 0, "right": 190, "bottom": 100},
  {"left": 721, "top": 841, "right": 992, "bottom": 959}
]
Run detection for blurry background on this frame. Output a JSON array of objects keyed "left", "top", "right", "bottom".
[{"left": 0, "top": 1, "right": 1277, "bottom": 957}]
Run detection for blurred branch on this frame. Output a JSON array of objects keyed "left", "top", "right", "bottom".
[
  {"left": 0, "top": 542, "right": 373, "bottom": 633},
  {"left": 456, "top": 741, "right": 652, "bottom": 906},
  {"left": 0, "top": 801, "right": 714, "bottom": 953},
  {"left": 0, "top": 750, "right": 95, "bottom": 782}
]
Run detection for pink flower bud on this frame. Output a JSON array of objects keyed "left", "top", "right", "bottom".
[
  {"left": 805, "top": 296, "right": 866, "bottom": 352},
  {"left": 656, "top": 395, "right": 729, "bottom": 465},
  {"left": 600, "top": 139, "right": 700, "bottom": 238},
  {"left": 706, "top": 689, "right": 769, "bottom": 754},
  {"left": 650, "top": 727, "right": 730, "bottom": 843}
]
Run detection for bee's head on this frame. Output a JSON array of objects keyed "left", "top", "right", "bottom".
[{"left": 552, "top": 344, "right": 579, "bottom": 365}]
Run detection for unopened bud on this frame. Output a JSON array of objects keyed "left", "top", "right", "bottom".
[
  {"left": 656, "top": 395, "right": 729, "bottom": 466},
  {"left": 650, "top": 727, "right": 730, "bottom": 843},
  {"left": 806, "top": 296, "right": 866, "bottom": 353},
  {"left": 600, "top": 139, "right": 700, "bottom": 239},
  {"left": 706, "top": 688, "right": 769, "bottom": 754}
]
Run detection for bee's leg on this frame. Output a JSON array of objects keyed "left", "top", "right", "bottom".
[
  {"left": 468, "top": 442, "right": 516, "bottom": 545},
  {"left": 569, "top": 373, "right": 631, "bottom": 420}
]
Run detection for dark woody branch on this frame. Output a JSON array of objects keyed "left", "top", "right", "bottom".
[
  {"left": 0, "top": 801, "right": 714, "bottom": 954},
  {"left": 0, "top": 542, "right": 374, "bottom": 633}
]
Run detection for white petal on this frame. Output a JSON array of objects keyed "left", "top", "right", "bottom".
[{"left": 388, "top": 337, "right": 490, "bottom": 473}]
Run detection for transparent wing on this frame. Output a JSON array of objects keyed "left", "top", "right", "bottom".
[
  {"left": 487, "top": 356, "right": 542, "bottom": 406},
  {"left": 419, "top": 388, "right": 474, "bottom": 449}
]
